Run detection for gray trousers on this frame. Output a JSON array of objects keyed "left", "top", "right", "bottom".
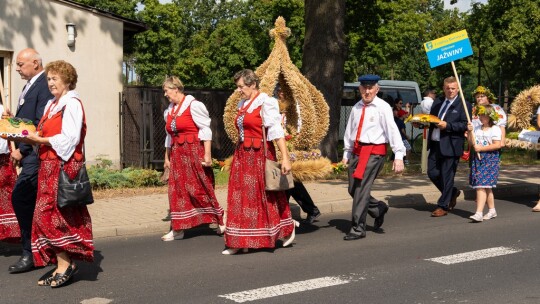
[{"left": 347, "top": 153, "right": 386, "bottom": 235}]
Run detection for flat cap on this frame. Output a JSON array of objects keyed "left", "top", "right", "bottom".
[{"left": 358, "top": 74, "right": 381, "bottom": 86}]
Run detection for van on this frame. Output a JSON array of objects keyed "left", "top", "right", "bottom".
[{"left": 340, "top": 80, "right": 422, "bottom": 138}]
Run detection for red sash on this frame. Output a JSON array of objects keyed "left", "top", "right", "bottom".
[{"left": 352, "top": 143, "right": 387, "bottom": 179}]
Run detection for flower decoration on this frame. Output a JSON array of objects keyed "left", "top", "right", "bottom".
[
  {"left": 331, "top": 162, "right": 348, "bottom": 174},
  {"left": 473, "top": 105, "right": 499, "bottom": 123},
  {"left": 472, "top": 86, "right": 497, "bottom": 103},
  {"left": 22, "top": 130, "right": 28, "bottom": 136}
]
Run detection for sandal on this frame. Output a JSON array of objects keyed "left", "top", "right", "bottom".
[
  {"left": 50, "top": 263, "right": 78, "bottom": 288},
  {"left": 161, "top": 230, "right": 184, "bottom": 241},
  {"left": 37, "top": 267, "right": 57, "bottom": 286}
]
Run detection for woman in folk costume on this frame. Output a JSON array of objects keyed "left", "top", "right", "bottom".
[
  {"left": 222, "top": 69, "right": 297, "bottom": 255},
  {"left": 0, "top": 103, "right": 19, "bottom": 242},
  {"left": 19, "top": 60, "right": 93, "bottom": 288},
  {"left": 161, "top": 76, "right": 224, "bottom": 241}
]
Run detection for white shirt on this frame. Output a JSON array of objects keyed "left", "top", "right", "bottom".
[
  {"left": 19, "top": 71, "right": 45, "bottom": 105},
  {"left": 237, "top": 92, "right": 284, "bottom": 141},
  {"left": 43, "top": 91, "right": 84, "bottom": 161},
  {"left": 342, "top": 96, "right": 405, "bottom": 161},
  {"left": 0, "top": 104, "right": 8, "bottom": 154},
  {"left": 420, "top": 96, "right": 434, "bottom": 114},
  {"left": 473, "top": 124, "right": 502, "bottom": 147},
  {"left": 431, "top": 96, "right": 458, "bottom": 141},
  {"left": 163, "top": 95, "right": 212, "bottom": 148}
]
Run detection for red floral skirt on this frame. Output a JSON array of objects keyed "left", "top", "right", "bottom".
[
  {"left": 31, "top": 158, "right": 94, "bottom": 266},
  {"left": 168, "top": 142, "right": 224, "bottom": 230},
  {"left": 0, "top": 153, "right": 19, "bottom": 242},
  {"left": 224, "top": 143, "right": 293, "bottom": 249}
]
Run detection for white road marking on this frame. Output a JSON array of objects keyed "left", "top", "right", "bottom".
[
  {"left": 80, "top": 298, "right": 113, "bottom": 304},
  {"left": 426, "top": 246, "right": 522, "bottom": 265},
  {"left": 218, "top": 276, "right": 352, "bottom": 303}
]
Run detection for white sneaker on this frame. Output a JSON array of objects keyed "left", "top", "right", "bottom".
[
  {"left": 483, "top": 212, "right": 497, "bottom": 220},
  {"left": 469, "top": 213, "right": 483, "bottom": 222}
]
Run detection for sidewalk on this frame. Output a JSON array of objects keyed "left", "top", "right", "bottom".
[{"left": 88, "top": 165, "right": 540, "bottom": 239}]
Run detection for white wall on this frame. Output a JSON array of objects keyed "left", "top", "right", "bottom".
[{"left": 0, "top": 0, "right": 124, "bottom": 167}]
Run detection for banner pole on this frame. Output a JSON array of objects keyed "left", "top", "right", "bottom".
[{"left": 450, "top": 61, "right": 480, "bottom": 160}]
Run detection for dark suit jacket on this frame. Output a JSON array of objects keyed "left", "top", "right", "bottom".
[
  {"left": 428, "top": 96, "right": 472, "bottom": 157},
  {"left": 15, "top": 72, "right": 53, "bottom": 157}
]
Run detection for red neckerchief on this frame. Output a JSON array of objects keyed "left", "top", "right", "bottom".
[{"left": 235, "top": 91, "right": 260, "bottom": 127}]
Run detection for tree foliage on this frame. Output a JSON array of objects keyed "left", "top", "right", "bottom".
[
  {"left": 69, "top": 0, "right": 540, "bottom": 158},
  {"left": 467, "top": 0, "right": 540, "bottom": 97}
]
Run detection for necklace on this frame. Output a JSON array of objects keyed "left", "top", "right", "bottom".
[{"left": 170, "top": 95, "right": 186, "bottom": 117}]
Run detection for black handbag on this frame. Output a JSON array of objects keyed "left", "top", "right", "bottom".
[{"left": 57, "top": 161, "right": 94, "bottom": 208}]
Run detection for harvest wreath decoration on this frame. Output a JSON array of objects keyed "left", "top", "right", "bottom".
[{"left": 223, "top": 17, "right": 332, "bottom": 181}]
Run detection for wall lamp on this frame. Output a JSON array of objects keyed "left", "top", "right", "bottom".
[{"left": 66, "top": 23, "right": 76, "bottom": 47}]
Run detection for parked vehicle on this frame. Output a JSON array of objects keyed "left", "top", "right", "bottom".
[{"left": 340, "top": 80, "right": 422, "bottom": 139}]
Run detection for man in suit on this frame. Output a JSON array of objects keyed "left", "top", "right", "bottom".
[
  {"left": 3, "top": 48, "right": 52, "bottom": 273},
  {"left": 428, "top": 76, "right": 472, "bottom": 217}
]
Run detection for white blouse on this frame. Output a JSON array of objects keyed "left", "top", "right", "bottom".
[
  {"left": 163, "top": 95, "right": 212, "bottom": 148},
  {"left": 237, "top": 92, "right": 285, "bottom": 141},
  {"left": 473, "top": 124, "right": 502, "bottom": 147},
  {"left": 43, "top": 91, "right": 84, "bottom": 161}
]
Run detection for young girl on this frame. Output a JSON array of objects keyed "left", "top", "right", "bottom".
[{"left": 467, "top": 105, "right": 501, "bottom": 222}]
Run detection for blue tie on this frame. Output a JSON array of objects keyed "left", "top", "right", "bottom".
[{"left": 438, "top": 100, "right": 450, "bottom": 118}]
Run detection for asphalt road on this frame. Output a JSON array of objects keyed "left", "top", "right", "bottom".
[{"left": 1, "top": 194, "right": 539, "bottom": 304}]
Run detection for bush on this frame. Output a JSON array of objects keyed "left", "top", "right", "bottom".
[{"left": 87, "top": 158, "right": 163, "bottom": 190}]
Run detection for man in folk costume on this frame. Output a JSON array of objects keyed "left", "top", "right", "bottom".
[{"left": 342, "top": 75, "right": 405, "bottom": 240}]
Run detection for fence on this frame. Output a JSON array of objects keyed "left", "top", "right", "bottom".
[{"left": 121, "top": 86, "right": 236, "bottom": 169}]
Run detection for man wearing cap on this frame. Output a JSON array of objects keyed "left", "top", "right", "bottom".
[
  {"left": 428, "top": 76, "right": 472, "bottom": 217},
  {"left": 341, "top": 74, "right": 405, "bottom": 240}
]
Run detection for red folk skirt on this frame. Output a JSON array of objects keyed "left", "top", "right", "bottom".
[
  {"left": 31, "top": 158, "right": 94, "bottom": 266},
  {"left": 168, "top": 141, "right": 224, "bottom": 230},
  {"left": 224, "top": 143, "right": 294, "bottom": 249},
  {"left": 0, "top": 153, "right": 19, "bottom": 242}
]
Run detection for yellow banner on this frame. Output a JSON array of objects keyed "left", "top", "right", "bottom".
[{"left": 424, "top": 30, "right": 469, "bottom": 52}]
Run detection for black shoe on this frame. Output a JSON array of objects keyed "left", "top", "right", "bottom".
[
  {"left": 449, "top": 189, "right": 461, "bottom": 211},
  {"left": 8, "top": 255, "right": 34, "bottom": 274},
  {"left": 374, "top": 203, "right": 389, "bottom": 231},
  {"left": 50, "top": 263, "right": 78, "bottom": 288},
  {"left": 303, "top": 211, "right": 321, "bottom": 224},
  {"left": 343, "top": 233, "right": 365, "bottom": 241}
]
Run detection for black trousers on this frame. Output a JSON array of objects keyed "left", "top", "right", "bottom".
[
  {"left": 11, "top": 152, "right": 39, "bottom": 257},
  {"left": 427, "top": 142, "right": 459, "bottom": 209},
  {"left": 286, "top": 181, "right": 319, "bottom": 216}
]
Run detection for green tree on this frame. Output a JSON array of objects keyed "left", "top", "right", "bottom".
[
  {"left": 134, "top": 0, "right": 186, "bottom": 85},
  {"left": 72, "top": 0, "right": 139, "bottom": 19},
  {"left": 468, "top": 0, "right": 540, "bottom": 97}
]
